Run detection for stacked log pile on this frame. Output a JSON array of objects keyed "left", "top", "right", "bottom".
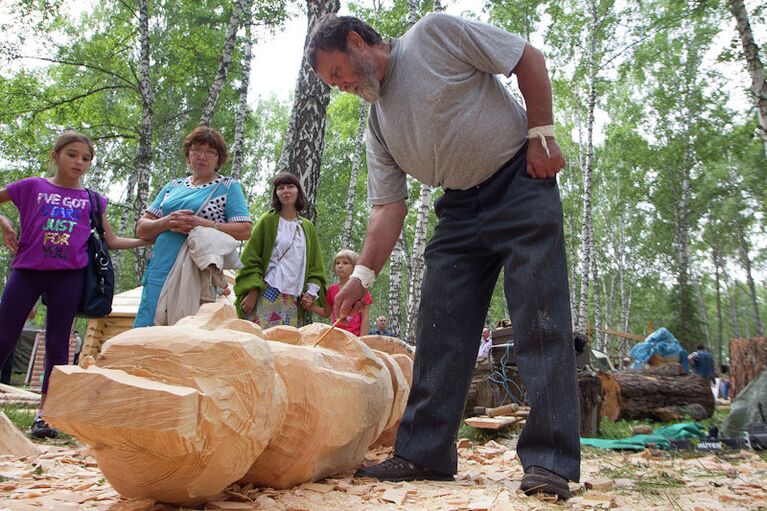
[
  {"left": 729, "top": 337, "right": 767, "bottom": 398},
  {"left": 0, "top": 383, "right": 40, "bottom": 406},
  {"left": 597, "top": 363, "right": 714, "bottom": 422}
]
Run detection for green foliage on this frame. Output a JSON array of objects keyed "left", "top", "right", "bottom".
[{"left": 1, "top": 0, "right": 766, "bottom": 349}]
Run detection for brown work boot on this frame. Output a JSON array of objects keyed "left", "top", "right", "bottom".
[
  {"left": 354, "top": 455, "right": 454, "bottom": 482},
  {"left": 520, "top": 466, "right": 573, "bottom": 500}
]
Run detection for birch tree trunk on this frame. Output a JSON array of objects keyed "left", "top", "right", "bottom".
[
  {"left": 737, "top": 222, "right": 764, "bottom": 335},
  {"left": 134, "top": 0, "right": 154, "bottom": 279},
  {"left": 726, "top": 278, "right": 741, "bottom": 339},
  {"left": 576, "top": 0, "right": 599, "bottom": 335},
  {"left": 713, "top": 249, "right": 724, "bottom": 368},
  {"left": 405, "top": 184, "right": 432, "bottom": 345},
  {"left": 406, "top": 0, "right": 417, "bottom": 26},
  {"left": 674, "top": 142, "right": 694, "bottom": 346},
  {"left": 592, "top": 253, "right": 602, "bottom": 349},
  {"left": 695, "top": 276, "right": 711, "bottom": 346},
  {"left": 276, "top": 0, "right": 340, "bottom": 222},
  {"left": 727, "top": 0, "right": 767, "bottom": 156},
  {"left": 341, "top": 102, "right": 368, "bottom": 249},
  {"left": 230, "top": 22, "right": 254, "bottom": 180},
  {"left": 388, "top": 235, "right": 406, "bottom": 339},
  {"left": 199, "top": 0, "right": 247, "bottom": 127},
  {"left": 402, "top": 0, "right": 438, "bottom": 344}
]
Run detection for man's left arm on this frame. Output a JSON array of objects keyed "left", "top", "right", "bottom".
[{"left": 512, "top": 42, "right": 566, "bottom": 179}]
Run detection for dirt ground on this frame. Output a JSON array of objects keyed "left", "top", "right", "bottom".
[{"left": 1, "top": 436, "right": 766, "bottom": 511}]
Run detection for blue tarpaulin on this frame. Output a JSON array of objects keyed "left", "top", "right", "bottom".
[{"left": 629, "top": 327, "right": 688, "bottom": 371}]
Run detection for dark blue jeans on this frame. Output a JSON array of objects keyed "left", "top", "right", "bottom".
[
  {"left": 0, "top": 268, "right": 83, "bottom": 393},
  {"left": 395, "top": 149, "right": 581, "bottom": 482}
]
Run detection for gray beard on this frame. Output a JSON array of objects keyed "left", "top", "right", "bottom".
[{"left": 349, "top": 51, "right": 380, "bottom": 103}]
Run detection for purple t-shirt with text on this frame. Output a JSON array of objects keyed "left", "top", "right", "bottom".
[{"left": 7, "top": 177, "right": 107, "bottom": 270}]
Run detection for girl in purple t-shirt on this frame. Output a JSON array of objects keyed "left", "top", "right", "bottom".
[{"left": 0, "top": 131, "right": 146, "bottom": 439}]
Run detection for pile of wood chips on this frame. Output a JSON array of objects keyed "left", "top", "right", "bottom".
[{"left": 1, "top": 439, "right": 766, "bottom": 510}]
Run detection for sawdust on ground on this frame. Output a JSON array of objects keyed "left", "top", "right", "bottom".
[{"left": 1, "top": 439, "right": 766, "bottom": 511}]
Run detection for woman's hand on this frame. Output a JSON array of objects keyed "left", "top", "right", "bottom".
[
  {"left": 166, "top": 210, "right": 200, "bottom": 233},
  {"left": 241, "top": 288, "right": 259, "bottom": 315},
  {"left": 0, "top": 215, "right": 18, "bottom": 253},
  {"left": 300, "top": 293, "right": 316, "bottom": 308}
]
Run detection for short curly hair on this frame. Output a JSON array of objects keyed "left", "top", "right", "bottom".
[
  {"left": 183, "top": 126, "right": 228, "bottom": 169},
  {"left": 306, "top": 14, "right": 383, "bottom": 70}
]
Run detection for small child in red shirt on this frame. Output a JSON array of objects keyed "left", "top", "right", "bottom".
[{"left": 304, "top": 249, "right": 371, "bottom": 336}]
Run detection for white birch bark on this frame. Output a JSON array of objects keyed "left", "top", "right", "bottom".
[
  {"left": 407, "top": 0, "right": 417, "bottom": 26},
  {"left": 341, "top": 102, "right": 367, "bottom": 249},
  {"left": 277, "top": 0, "right": 340, "bottom": 222},
  {"left": 695, "top": 276, "right": 711, "bottom": 346},
  {"left": 387, "top": 235, "right": 405, "bottom": 339},
  {"left": 592, "top": 252, "right": 602, "bottom": 349},
  {"left": 737, "top": 222, "right": 764, "bottom": 335},
  {"left": 230, "top": 21, "right": 254, "bottom": 180},
  {"left": 725, "top": 277, "right": 741, "bottom": 339},
  {"left": 576, "top": 0, "right": 599, "bottom": 335},
  {"left": 199, "top": 0, "right": 248, "bottom": 127},
  {"left": 134, "top": 0, "right": 153, "bottom": 279},
  {"left": 712, "top": 249, "right": 724, "bottom": 367},
  {"left": 727, "top": 0, "right": 767, "bottom": 156},
  {"left": 405, "top": 183, "right": 433, "bottom": 345}
]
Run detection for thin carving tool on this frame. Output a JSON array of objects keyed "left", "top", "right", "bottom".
[{"left": 312, "top": 317, "right": 344, "bottom": 347}]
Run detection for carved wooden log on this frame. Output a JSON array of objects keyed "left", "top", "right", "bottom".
[
  {"left": 597, "top": 363, "right": 714, "bottom": 421},
  {"left": 729, "top": 337, "right": 767, "bottom": 398},
  {"left": 0, "top": 411, "right": 38, "bottom": 458},
  {"left": 43, "top": 304, "right": 412, "bottom": 505}
]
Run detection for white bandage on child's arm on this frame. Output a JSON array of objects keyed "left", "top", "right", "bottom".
[{"left": 527, "top": 125, "right": 556, "bottom": 158}]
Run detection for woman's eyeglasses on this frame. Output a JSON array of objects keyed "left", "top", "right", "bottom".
[{"left": 190, "top": 148, "right": 219, "bottom": 159}]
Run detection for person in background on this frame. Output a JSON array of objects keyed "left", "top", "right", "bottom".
[
  {"left": 235, "top": 173, "right": 326, "bottom": 328},
  {"left": 0, "top": 131, "right": 146, "bottom": 438},
  {"left": 369, "top": 315, "right": 393, "bottom": 336},
  {"left": 303, "top": 249, "right": 371, "bottom": 336},
  {"left": 689, "top": 344, "right": 715, "bottom": 384},
  {"left": 477, "top": 327, "right": 493, "bottom": 360},
  {"left": 72, "top": 331, "right": 83, "bottom": 366},
  {"left": 134, "top": 126, "right": 252, "bottom": 327}
]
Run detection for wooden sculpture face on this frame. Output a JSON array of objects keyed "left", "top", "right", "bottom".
[{"left": 43, "top": 304, "right": 414, "bottom": 505}]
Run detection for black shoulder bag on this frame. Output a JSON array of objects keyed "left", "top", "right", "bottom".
[{"left": 78, "top": 189, "right": 115, "bottom": 318}]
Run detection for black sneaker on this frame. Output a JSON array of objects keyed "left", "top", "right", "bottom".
[
  {"left": 520, "top": 466, "right": 572, "bottom": 500},
  {"left": 30, "top": 418, "right": 59, "bottom": 439},
  {"left": 354, "top": 455, "right": 454, "bottom": 482}
]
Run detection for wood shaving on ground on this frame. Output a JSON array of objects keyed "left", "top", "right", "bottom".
[{"left": 1, "top": 442, "right": 766, "bottom": 510}]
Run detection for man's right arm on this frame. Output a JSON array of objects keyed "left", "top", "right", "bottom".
[{"left": 334, "top": 199, "right": 407, "bottom": 318}]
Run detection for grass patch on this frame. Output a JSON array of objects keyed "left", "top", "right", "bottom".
[
  {"left": 1, "top": 403, "right": 36, "bottom": 431},
  {"left": 598, "top": 408, "right": 731, "bottom": 439},
  {"left": 1, "top": 403, "right": 77, "bottom": 446}
]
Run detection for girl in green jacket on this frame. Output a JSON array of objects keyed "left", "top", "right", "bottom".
[{"left": 234, "top": 173, "right": 326, "bottom": 327}]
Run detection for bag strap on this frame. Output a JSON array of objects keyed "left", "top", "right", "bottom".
[
  {"left": 86, "top": 189, "right": 106, "bottom": 241},
  {"left": 194, "top": 176, "right": 229, "bottom": 217}
]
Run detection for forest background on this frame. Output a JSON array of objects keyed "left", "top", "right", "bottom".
[{"left": 0, "top": 0, "right": 765, "bottom": 369}]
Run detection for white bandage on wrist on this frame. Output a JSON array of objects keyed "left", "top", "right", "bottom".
[
  {"left": 351, "top": 264, "right": 376, "bottom": 289},
  {"left": 527, "top": 125, "right": 556, "bottom": 158}
]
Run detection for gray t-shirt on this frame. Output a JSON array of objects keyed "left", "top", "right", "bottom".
[{"left": 366, "top": 13, "right": 529, "bottom": 205}]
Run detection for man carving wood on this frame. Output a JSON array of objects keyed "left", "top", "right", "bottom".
[{"left": 307, "top": 12, "right": 578, "bottom": 500}]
